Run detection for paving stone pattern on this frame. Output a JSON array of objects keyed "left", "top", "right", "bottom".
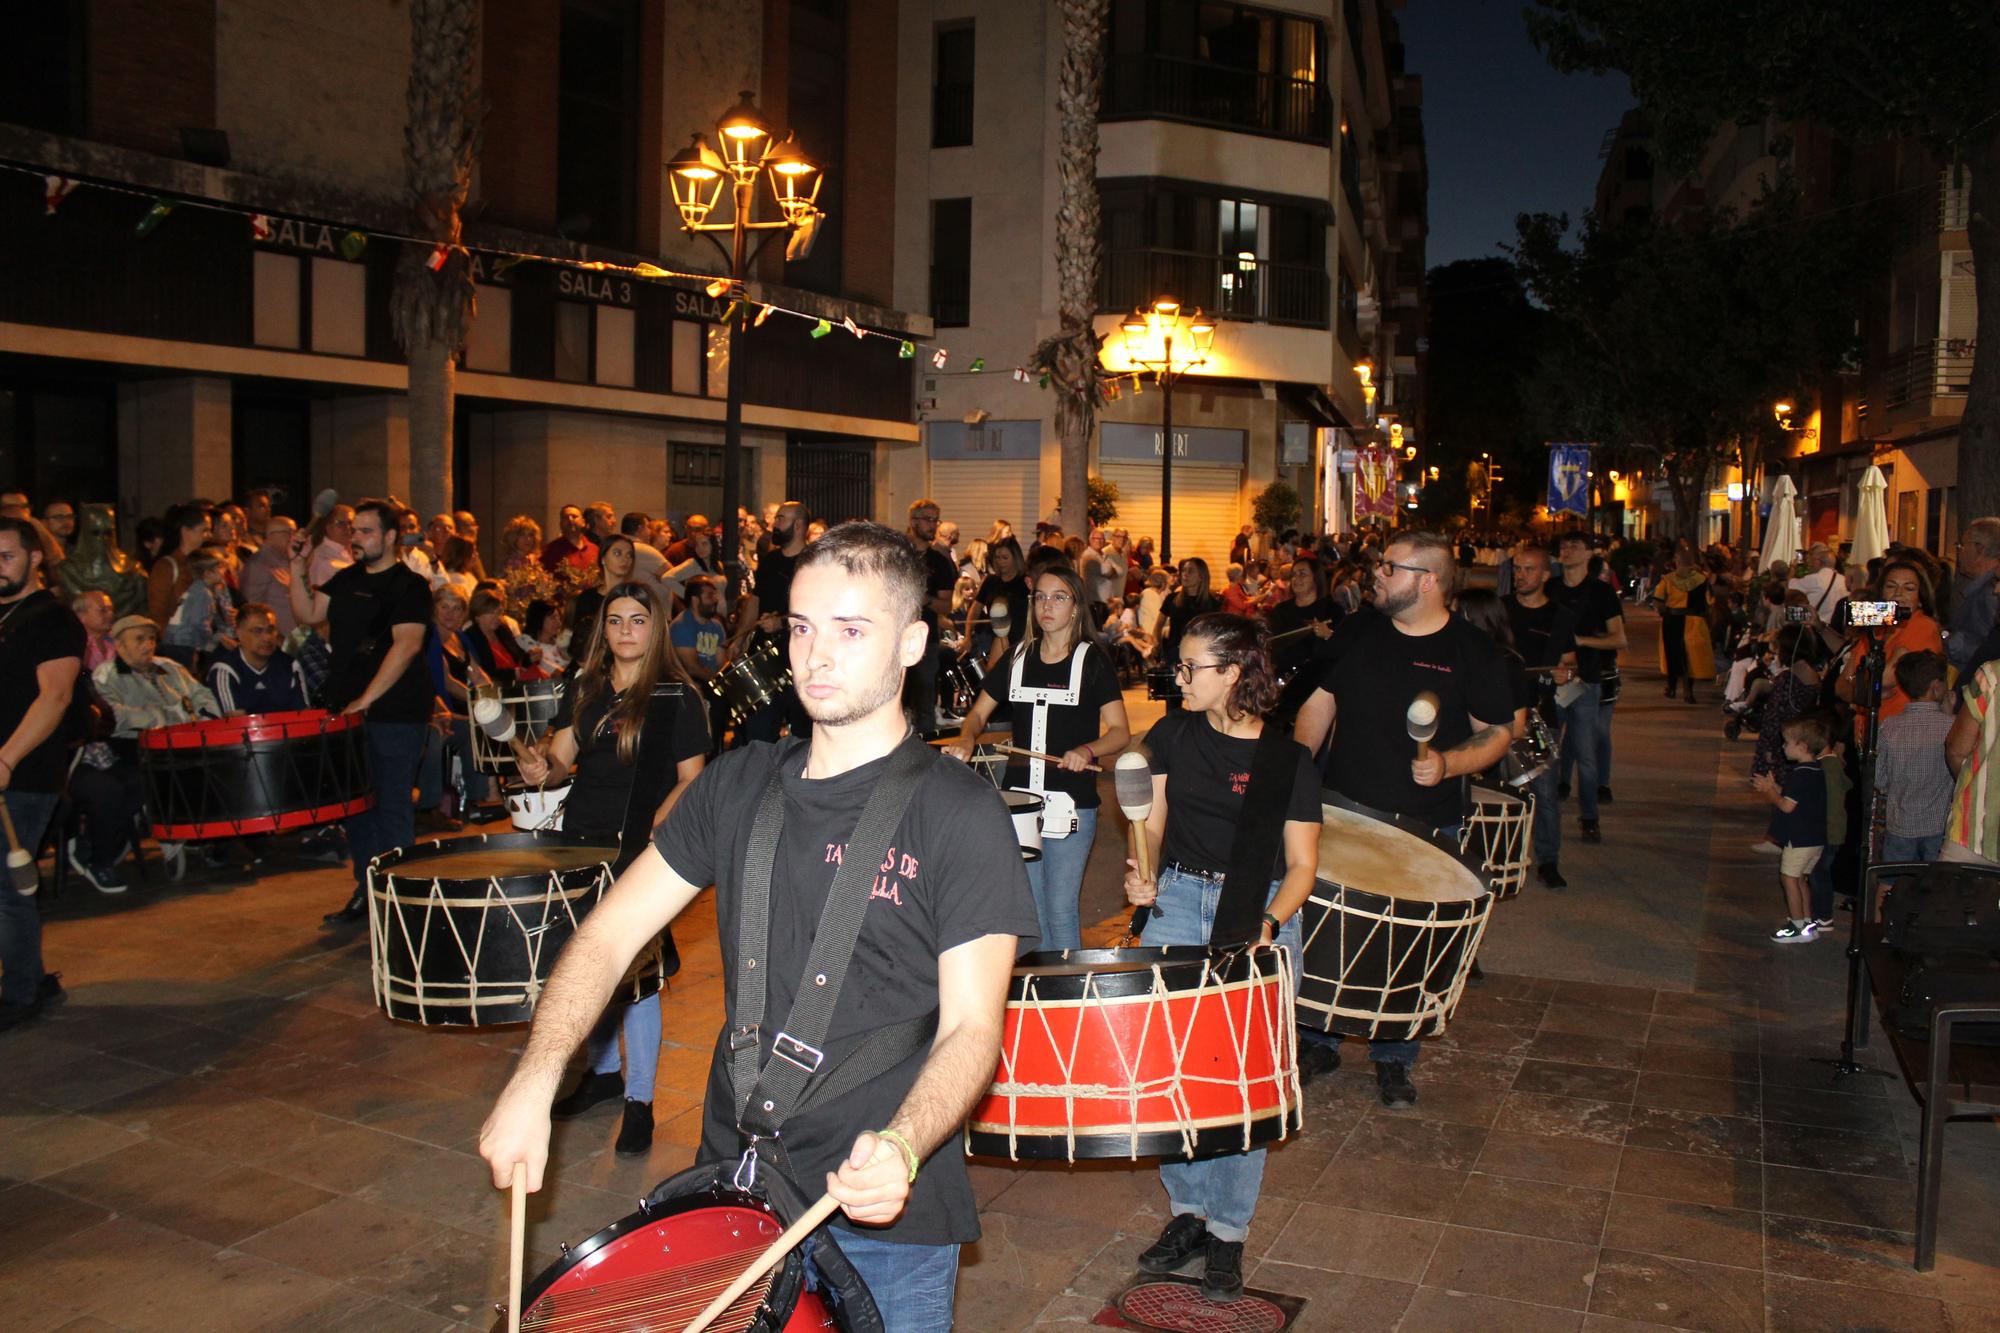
[{"left": 6, "top": 624, "right": 2000, "bottom": 1330}]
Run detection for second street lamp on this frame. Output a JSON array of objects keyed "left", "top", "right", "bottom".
[
  {"left": 667, "top": 91, "right": 823, "bottom": 594},
  {"left": 1119, "top": 298, "right": 1215, "bottom": 566}
]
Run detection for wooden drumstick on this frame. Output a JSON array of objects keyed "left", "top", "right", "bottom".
[
  {"left": 1116, "top": 751, "right": 1157, "bottom": 936},
  {"left": 507, "top": 1163, "right": 527, "bottom": 1333},
  {"left": 0, "top": 801, "right": 38, "bottom": 896},
  {"left": 683, "top": 1191, "right": 842, "bottom": 1333},
  {"left": 1406, "top": 691, "right": 1440, "bottom": 762},
  {"left": 993, "top": 742, "right": 1102, "bottom": 773}
]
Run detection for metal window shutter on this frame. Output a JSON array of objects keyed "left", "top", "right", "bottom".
[
  {"left": 927, "top": 459, "right": 1040, "bottom": 550},
  {"left": 1100, "top": 464, "right": 1242, "bottom": 570},
  {"left": 1942, "top": 250, "right": 1977, "bottom": 342}
]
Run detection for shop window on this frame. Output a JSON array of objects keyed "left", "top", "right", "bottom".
[
  {"left": 310, "top": 258, "right": 366, "bottom": 357},
  {"left": 252, "top": 252, "right": 302, "bottom": 349},
  {"left": 594, "top": 306, "right": 635, "bottom": 387}
]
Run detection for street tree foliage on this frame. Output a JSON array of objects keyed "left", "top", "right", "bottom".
[
  {"left": 1251, "top": 481, "right": 1301, "bottom": 536},
  {"left": 1524, "top": 0, "right": 2000, "bottom": 527},
  {"left": 1422, "top": 258, "right": 1545, "bottom": 523},
  {"left": 1512, "top": 180, "right": 1878, "bottom": 537}
]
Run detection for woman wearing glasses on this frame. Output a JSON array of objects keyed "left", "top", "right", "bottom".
[
  {"left": 944, "top": 563, "right": 1129, "bottom": 949},
  {"left": 1121, "top": 612, "right": 1323, "bottom": 1302}
]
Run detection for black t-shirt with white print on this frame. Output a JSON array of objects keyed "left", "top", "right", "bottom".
[
  {"left": 1143, "top": 710, "right": 1323, "bottom": 878},
  {"left": 1311, "top": 606, "right": 1515, "bottom": 830},
  {"left": 652, "top": 737, "right": 1039, "bottom": 1246},
  {"left": 978, "top": 643, "right": 1123, "bottom": 808}
]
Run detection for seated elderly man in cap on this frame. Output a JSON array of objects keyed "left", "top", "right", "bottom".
[{"left": 70, "top": 615, "right": 221, "bottom": 891}]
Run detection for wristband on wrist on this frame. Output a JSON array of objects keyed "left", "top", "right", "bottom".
[
  {"left": 876, "top": 1127, "right": 920, "bottom": 1183},
  {"left": 1262, "top": 911, "right": 1281, "bottom": 932}
]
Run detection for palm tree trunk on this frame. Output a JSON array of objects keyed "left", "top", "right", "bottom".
[
  {"left": 390, "top": 0, "right": 479, "bottom": 516},
  {"left": 1036, "top": 0, "right": 1109, "bottom": 535}
]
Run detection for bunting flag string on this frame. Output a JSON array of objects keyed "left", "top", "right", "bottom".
[{"left": 2, "top": 156, "right": 1104, "bottom": 393}]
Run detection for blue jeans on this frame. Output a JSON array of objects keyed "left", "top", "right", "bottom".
[
  {"left": 1598, "top": 698, "right": 1616, "bottom": 789},
  {"left": 0, "top": 791, "right": 54, "bottom": 1006},
  {"left": 809, "top": 1228, "right": 959, "bottom": 1333},
  {"left": 347, "top": 720, "right": 426, "bottom": 885},
  {"left": 1558, "top": 681, "right": 1604, "bottom": 820},
  {"left": 417, "top": 717, "right": 491, "bottom": 812},
  {"left": 1880, "top": 832, "right": 1944, "bottom": 899},
  {"left": 1143, "top": 864, "right": 1301, "bottom": 1241},
  {"left": 1024, "top": 805, "right": 1096, "bottom": 951},
  {"left": 1528, "top": 762, "right": 1561, "bottom": 865},
  {"left": 586, "top": 994, "right": 662, "bottom": 1102}
]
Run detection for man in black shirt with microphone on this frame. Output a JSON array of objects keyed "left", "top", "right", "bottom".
[{"left": 1293, "top": 529, "right": 1513, "bottom": 1106}]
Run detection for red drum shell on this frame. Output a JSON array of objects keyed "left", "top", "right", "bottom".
[
  {"left": 522, "top": 1189, "right": 835, "bottom": 1332},
  {"left": 137, "top": 708, "right": 374, "bottom": 841},
  {"left": 966, "top": 946, "right": 1299, "bottom": 1162}
]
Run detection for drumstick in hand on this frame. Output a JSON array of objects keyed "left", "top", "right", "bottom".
[
  {"left": 1406, "top": 691, "right": 1440, "bottom": 762},
  {"left": 994, "top": 743, "right": 1102, "bottom": 772},
  {"left": 0, "top": 801, "right": 37, "bottom": 896},
  {"left": 684, "top": 1191, "right": 842, "bottom": 1333},
  {"left": 507, "top": 1163, "right": 526, "bottom": 1333},
  {"left": 1116, "top": 751, "right": 1157, "bottom": 936}
]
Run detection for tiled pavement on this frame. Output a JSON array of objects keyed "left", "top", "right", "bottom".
[{"left": 7, "top": 654, "right": 2000, "bottom": 1330}]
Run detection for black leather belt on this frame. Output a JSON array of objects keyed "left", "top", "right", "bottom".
[{"left": 1164, "top": 860, "right": 1227, "bottom": 882}]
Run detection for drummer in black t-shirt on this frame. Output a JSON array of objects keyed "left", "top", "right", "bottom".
[
  {"left": 515, "top": 581, "right": 710, "bottom": 1158},
  {"left": 944, "top": 561, "right": 1129, "bottom": 949},
  {"left": 733, "top": 500, "right": 811, "bottom": 744},
  {"left": 1293, "top": 530, "right": 1513, "bottom": 1107},
  {"left": 483, "top": 522, "right": 1038, "bottom": 1331},
  {"left": 904, "top": 499, "right": 959, "bottom": 732},
  {"left": 1548, "top": 532, "right": 1628, "bottom": 843},
  {"left": 1264, "top": 556, "right": 1342, "bottom": 724},
  {"left": 1122, "top": 612, "right": 1322, "bottom": 1303},
  {"left": 1506, "top": 544, "right": 1579, "bottom": 887},
  {"left": 966, "top": 535, "right": 1030, "bottom": 674},
  {"left": 289, "top": 499, "right": 434, "bottom": 924}
]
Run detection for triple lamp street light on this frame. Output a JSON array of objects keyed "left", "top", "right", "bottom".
[
  {"left": 1118, "top": 298, "right": 1216, "bottom": 567},
  {"left": 666, "top": 91, "right": 825, "bottom": 593}
]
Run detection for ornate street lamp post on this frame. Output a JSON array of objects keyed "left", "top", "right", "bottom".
[
  {"left": 1119, "top": 298, "right": 1215, "bottom": 566},
  {"left": 666, "top": 91, "right": 823, "bottom": 591}
]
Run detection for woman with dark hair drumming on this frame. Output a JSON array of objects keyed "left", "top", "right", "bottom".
[
  {"left": 944, "top": 561, "right": 1129, "bottom": 948},
  {"left": 1123, "top": 612, "right": 1323, "bottom": 1303},
  {"left": 516, "top": 581, "right": 710, "bottom": 1155},
  {"left": 1457, "top": 588, "right": 1532, "bottom": 748},
  {"left": 1151, "top": 558, "right": 1222, "bottom": 712},
  {"left": 1265, "top": 557, "right": 1342, "bottom": 726}
]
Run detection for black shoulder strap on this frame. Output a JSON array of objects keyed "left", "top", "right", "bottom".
[
  {"left": 729, "top": 734, "right": 937, "bottom": 1145},
  {"left": 1212, "top": 727, "right": 1301, "bottom": 946}
]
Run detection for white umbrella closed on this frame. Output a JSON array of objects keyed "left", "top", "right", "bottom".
[
  {"left": 1851, "top": 465, "right": 1890, "bottom": 570},
  {"left": 1759, "top": 474, "right": 1800, "bottom": 575}
]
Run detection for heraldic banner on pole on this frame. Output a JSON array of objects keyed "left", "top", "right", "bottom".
[
  {"left": 1547, "top": 443, "right": 1592, "bottom": 519},
  {"left": 1354, "top": 445, "right": 1397, "bottom": 522}
]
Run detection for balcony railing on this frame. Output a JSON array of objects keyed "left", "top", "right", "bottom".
[
  {"left": 1104, "top": 53, "right": 1330, "bottom": 143},
  {"left": 1881, "top": 338, "right": 1975, "bottom": 409},
  {"left": 1894, "top": 170, "right": 1974, "bottom": 251},
  {"left": 1102, "top": 248, "right": 1329, "bottom": 329}
]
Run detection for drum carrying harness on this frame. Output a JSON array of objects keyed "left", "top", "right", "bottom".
[
  {"left": 1006, "top": 643, "right": 1090, "bottom": 838},
  {"left": 1210, "top": 727, "right": 1301, "bottom": 947},
  {"left": 727, "top": 733, "right": 940, "bottom": 1185}
]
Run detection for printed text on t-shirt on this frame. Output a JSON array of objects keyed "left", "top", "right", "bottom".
[{"left": 824, "top": 842, "right": 921, "bottom": 907}]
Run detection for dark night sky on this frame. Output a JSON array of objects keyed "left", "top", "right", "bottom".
[{"left": 1397, "top": 0, "right": 1636, "bottom": 266}]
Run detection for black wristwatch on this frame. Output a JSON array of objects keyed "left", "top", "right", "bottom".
[{"left": 1262, "top": 912, "right": 1281, "bottom": 932}]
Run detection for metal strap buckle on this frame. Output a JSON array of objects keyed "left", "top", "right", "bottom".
[
  {"left": 728, "top": 1023, "right": 761, "bottom": 1053},
  {"left": 771, "top": 1031, "right": 826, "bottom": 1074},
  {"left": 733, "top": 1145, "right": 759, "bottom": 1191}
]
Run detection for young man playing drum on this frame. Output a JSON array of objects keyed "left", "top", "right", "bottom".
[
  {"left": 1293, "top": 529, "right": 1513, "bottom": 1107},
  {"left": 481, "top": 521, "right": 1039, "bottom": 1331}
]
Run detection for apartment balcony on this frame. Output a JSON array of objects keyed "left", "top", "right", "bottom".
[
  {"left": 1893, "top": 170, "right": 1973, "bottom": 253},
  {"left": 1101, "top": 248, "right": 1330, "bottom": 330},
  {"left": 1105, "top": 54, "right": 1331, "bottom": 143},
  {"left": 1878, "top": 338, "right": 1975, "bottom": 421}
]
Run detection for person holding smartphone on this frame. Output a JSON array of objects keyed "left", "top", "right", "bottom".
[{"left": 1836, "top": 559, "right": 1943, "bottom": 742}]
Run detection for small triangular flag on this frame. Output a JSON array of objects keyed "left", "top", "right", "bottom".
[
  {"left": 970, "top": 357, "right": 985, "bottom": 373},
  {"left": 1013, "top": 367, "right": 1031, "bottom": 383},
  {"left": 249, "top": 213, "right": 273, "bottom": 241},
  {"left": 706, "top": 278, "right": 731, "bottom": 298},
  {"left": 931, "top": 348, "right": 948, "bottom": 369},
  {"left": 493, "top": 256, "right": 524, "bottom": 278},
  {"left": 134, "top": 199, "right": 174, "bottom": 238},
  {"left": 898, "top": 340, "right": 915, "bottom": 359},
  {"left": 43, "top": 176, "right": 77, "bottom": 216},
  {"left": 339, "top": 230, "right": 368, "bottom": 261},
  {"left": 810, "top": 318, "right": 832, "bottom": 339},
  {"left": 426, "top": 243, "right": 450, "bottom": 271},
  {"left": 841, "top": 315, "right": 863, "bottom": 339},
  {"left": 1102, "top": 380, "right": 1121, "bottom": 402},
  {"left": 753, "top": 304, "right": 775, "bottom": 327},
  {"left": 1037, "top": 371, "right": 1051, "bottom": 389}
]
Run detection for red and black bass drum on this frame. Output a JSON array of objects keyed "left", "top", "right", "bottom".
[{"left": 519, "top": 1184, "right": 836, "bottom": 1332}]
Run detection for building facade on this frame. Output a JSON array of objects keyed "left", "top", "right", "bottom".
[
  {"left": 0, "top": 0, "right": 926, "bottom": 558},
  {"left": 893, "top": 0, "right": 1426, "bottom": 568}
]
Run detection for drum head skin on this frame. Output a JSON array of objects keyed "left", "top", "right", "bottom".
[
  {"left": 1468, "top": 784, "right": 1527, "bottom": 813},
  {"left": 1317, "top": 796, "right": 1487, "bottom": 903},
  {"left": 373, "top": 830, "right": 617, "bottom": 884}
]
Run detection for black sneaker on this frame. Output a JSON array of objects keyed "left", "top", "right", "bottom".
[
  {"left": 1138, "top": 1214, "right": 1211, "bottom": 1274},
  {"left": 1579, "top": 819, "right": 1602, "bottom": 844},
  {"left": 614, "top": 1099, "right": 654, "bottom": 1156},
  {"left": 1201, "top": 1237, "right": 1246, "bottom": 1303},
  {"left": 1376, "top": 1062, "right": 1418, "bottom": 1108},
  {"left": 1538, "top": 862, "right": 1568, "bottom": 890},
  {"left": 1597, "top": 786, "right": 1614, "bottom": 803},
  {"left": 77, "top": 861, "right": 129, "bottom": 895},
  {"left": 551, "top": 1070, "right": 624, "bottom": 1120},
  {"left": 1296, "top": 1039, "right": 1342, "bottom": 1086}
]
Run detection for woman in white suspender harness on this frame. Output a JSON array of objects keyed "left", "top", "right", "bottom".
[{"left": 943, "top": 562, "right": 1129, "bottom": 949}]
